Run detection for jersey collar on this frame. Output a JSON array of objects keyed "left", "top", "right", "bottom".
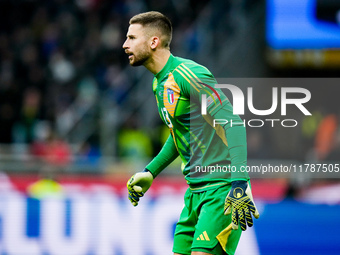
[{"left": 154, "top": 54, "right": 174, "bottom": 81}]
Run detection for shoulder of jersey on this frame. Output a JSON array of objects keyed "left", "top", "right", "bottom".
[{"left": 171, "top": 56, "right": 212, "bottom": 84}]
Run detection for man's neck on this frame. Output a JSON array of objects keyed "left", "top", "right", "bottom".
[{"left": 144, "top": 50, "right": 171, "bottom": 75}]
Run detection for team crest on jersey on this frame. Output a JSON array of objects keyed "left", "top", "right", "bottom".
[{"left": 167, "top": 89, "right": 175, "bottom": 104}]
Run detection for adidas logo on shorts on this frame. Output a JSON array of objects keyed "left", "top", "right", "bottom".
[{"left": 196, "top": 231, "right": 210, "bottom": 241}]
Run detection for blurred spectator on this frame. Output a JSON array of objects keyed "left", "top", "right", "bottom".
[
  {"left": 118, "top": 129, "right": 153, "bottom": 159},
  {"left": 118, "top": 117, "right": 153, "bottom": 160},
  {"left": 75, "top": 139, "right": 101, "bottom": 167},
  {"left": 28, "top": 129, "right": 69, "bottom": 199},
  {"left": 13, "top": 87, "right": 42, "bottom": 144},
  {"left": 301, "top": 111, "right": 323, "bottom": 139},
  {"left": 27, "top": 169, "right": 64, "bottom": 199},
  {"left": 41, "top": 23, "right": 59, "bottom": 60},
  {"left": 31, "top": 130, "right": 72, "bottom": 170},
  {"left": 77, "top": 76, "right": 98, "bottom": 106},
  {"left": 301, "top": 110, "right": 323, "bottom": 159},
  {"left": 100, "top": 19, "right": 122, "bottom": 50},
  {"left": 104, "top": 65, "right": 131, "bottom": 105},
  {"left": 49, "top": 50, "right": 76, "bottom": 84},
  {"left": 325, "top": 115, "right": 340, "bottom": 161},
  {"left": 326, "top": 130, "right": 340, "bottom": 161},
  {"left": 314, "top": 113, "right": 338, "bottom": 161}
]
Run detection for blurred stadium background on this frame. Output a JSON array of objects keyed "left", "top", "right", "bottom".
[{"left": 0, "top": 0, "right": 340, "bottom": 254}]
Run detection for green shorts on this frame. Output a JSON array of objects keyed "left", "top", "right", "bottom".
[{"left": 173, "top": 185, "right": 242, "bottom": 255}]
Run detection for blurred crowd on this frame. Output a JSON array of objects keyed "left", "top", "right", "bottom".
[
  {"left": 0, "top": 1, "right": 190, "bottom": 161},
  {"left": 0, "top": 0, "right": 226, "bottom": 137},
  {"left": 0, "top": 0, "right": 137, "bottom": 144},
  {"left": 0, "top": 0, "right": 250, "bottom": 164}
]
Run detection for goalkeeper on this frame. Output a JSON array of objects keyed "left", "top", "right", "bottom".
[{"left": 123, "top": 11, "right": 259, "bottom": 255}]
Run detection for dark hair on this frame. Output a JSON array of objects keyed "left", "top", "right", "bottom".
[{"left": 130, "top": 11, "right": 172, "bottom": 49}]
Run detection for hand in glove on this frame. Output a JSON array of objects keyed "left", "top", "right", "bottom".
[
  {"left": 127, "top": 169, "right": 153, "bottom": 206},
  {"left": 224, "top": 180, "right": 260, "bottom": 231}
]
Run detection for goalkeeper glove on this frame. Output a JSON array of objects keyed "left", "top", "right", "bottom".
[
  {"left": 224, "top": 180, "right": 260, "bottom": 231},
  {"left": 127, "top": 169, "right": 153, "bottom": 206}
]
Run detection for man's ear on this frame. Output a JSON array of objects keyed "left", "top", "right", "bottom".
[{"left": 150, "top": 36, "right": 160, "bottom": 50}]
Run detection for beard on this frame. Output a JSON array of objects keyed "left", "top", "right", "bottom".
[{"left": 129, "top": 46, "right": 151, "bottom": 66}]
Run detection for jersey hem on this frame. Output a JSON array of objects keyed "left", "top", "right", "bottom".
[{"left": 189, "top": 182, "right": 230, "bottom": 192}]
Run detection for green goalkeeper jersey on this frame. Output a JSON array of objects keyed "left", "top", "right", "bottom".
[{"left": 146, "top": 54, "right": 249, "bottom": 192}]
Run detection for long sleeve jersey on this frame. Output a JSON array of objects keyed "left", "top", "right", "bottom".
[{"left": 146, "top": 54, "right": 249, "bottom": 192}]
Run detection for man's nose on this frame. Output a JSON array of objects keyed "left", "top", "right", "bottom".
[{"left": 123, "top": 40, "right": 128, "bottom": 49}]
